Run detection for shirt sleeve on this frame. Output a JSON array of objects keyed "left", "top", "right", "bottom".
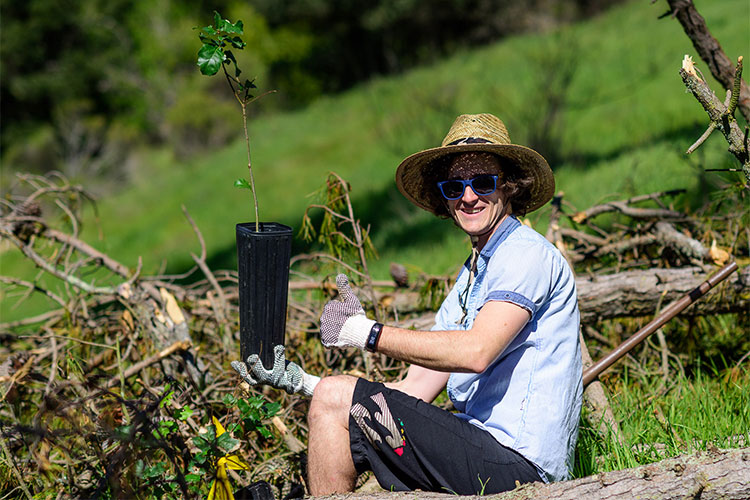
[{"left": 481, "top": 239, "right": 557, "bottom": 320}]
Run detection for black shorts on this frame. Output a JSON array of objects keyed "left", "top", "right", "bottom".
[{"left": 348, "top": 378, "right": 542, "bottom": 495}]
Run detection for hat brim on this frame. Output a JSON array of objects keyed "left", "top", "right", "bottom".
[{"left": 395, "top": 143, "right": 555, "bottom": 215}]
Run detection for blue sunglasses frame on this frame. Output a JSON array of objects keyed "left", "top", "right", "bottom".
[{"left": 436, "top": 174, "right": 499, "bottom": 200}]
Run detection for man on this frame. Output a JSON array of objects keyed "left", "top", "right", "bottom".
[{"left": 233, "top": 113, "right": 582, "bottom": 495}]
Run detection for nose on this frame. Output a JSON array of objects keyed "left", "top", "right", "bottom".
[{"left": 461, "top": 184, "right": 479, "bottom": 202}]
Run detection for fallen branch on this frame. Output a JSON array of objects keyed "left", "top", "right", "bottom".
[
  {"left": 104, "top": 340, "right": 192, "bottom": 389},
  {"left": 571, "top": 191, "right": 685, "bottom": 223}
]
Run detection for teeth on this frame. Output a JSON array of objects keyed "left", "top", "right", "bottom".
[{"left": 464, "top": 208, "right": 482, "bottom": 214}]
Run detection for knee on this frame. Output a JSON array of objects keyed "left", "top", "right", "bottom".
[{"left": 308, "top": 375, "right": 358, "bottom": 426}]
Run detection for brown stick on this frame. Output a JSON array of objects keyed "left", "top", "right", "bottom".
[
  {"left": 583, "top": 261, "right": 738, "bottom": 386},
  {"left": 571, "top": 191, "right": 685, "bottom": 224},
  {"left": 104, "top": 340, "right": 192, "bottom": 389}
]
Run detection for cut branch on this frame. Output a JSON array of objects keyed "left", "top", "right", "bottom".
[
  {"left": 680, "top": 56, "right": 750, "bottom": 182},
  {"left": 663, "top": 0, "right": 750, "bottom": 122}
]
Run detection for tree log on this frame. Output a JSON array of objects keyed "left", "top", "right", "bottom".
[
  {"left": 321, "top": 447, "right": 750, "bottom": 499},
  {"left": 384, "top": 265, "right": 749, "bottom": 328},
  {"left": 574, "top": 265, "right": 748, "bottom": 324}
]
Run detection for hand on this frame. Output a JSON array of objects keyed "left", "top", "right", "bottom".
[
  {"left": 319, "top": 274, "right": 376, "bottom": 350},
  {"left": 231, "top": 344, "right": 320, "bottom": 397}
]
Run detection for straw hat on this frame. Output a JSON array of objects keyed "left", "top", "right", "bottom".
[{"left": 395, "top": 113, "right": 555, "bottom": 215}]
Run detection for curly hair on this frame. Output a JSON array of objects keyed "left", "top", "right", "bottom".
[{"left": 425, "top": 152, "right": 535, "bottom": 217}]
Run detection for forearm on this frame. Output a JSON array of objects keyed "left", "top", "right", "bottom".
[
  {"left": 377, "top": 325, "right": 490, "bottom": 373},
  {"left": 385, "top": 364, "right": 450, "bottom": 402},
  {"left": 319, "top": 274, "right": 529, "bottom": 374}
]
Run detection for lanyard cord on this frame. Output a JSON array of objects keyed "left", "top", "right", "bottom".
[{"left": 458, "top": 236, "right": 480, "bottom": 324}]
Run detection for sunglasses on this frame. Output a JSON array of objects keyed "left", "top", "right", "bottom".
[{"left": 437, "top": 174, "right": 499, "bottom": 200}]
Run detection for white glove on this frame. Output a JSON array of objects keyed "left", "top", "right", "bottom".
[
  {"left": 231, "top": 345, "right": 320, "bottom": 397},
  {"left": 320, "top": 274, "right": 376, "bottom": 350}
]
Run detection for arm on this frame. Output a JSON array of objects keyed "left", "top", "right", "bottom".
[
  {"left": 321, "top": 274, "right": 531, "bottom": 374},
  {"left": 377, "top": 300, "right": 530, "bottom": 373},
  {"left": 385, "top": 364, "right": 450, "bottom": 403}
]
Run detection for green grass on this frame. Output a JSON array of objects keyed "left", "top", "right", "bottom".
[
  {"left": 574, "top": 365, "right": 750, "bottom": 477},
  {"left": 2, "top": 0, "right": 748, "bottom": 322}
]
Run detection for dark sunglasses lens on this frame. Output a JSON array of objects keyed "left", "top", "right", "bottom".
[
  {"left": 441, "top": 181, "right": 465, "bottom": 199},
  {"left": 472, "top": 175, "right": 496, "bottom": 194}
]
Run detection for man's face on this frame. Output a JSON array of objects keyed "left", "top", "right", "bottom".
[{"left": 444, "top": 153, "right": 509, "bottom": 239}]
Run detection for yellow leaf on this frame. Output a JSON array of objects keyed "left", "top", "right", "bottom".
[
  {"left": 708, "top": 239, "right": 730, "bottom": 266},
  {"left": 222, "top": 454, "right": 251, "bottom": 471},
  {"left": 207, "top": 466, "right": 234, "bottom": 500},
  {"left": 212, "top": 416, "right": 226, "bottom": 436},
  {"left": 160, "top": 287, "right": 186, "bottom": 324}
]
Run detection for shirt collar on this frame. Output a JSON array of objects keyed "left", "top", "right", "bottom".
[{"left": 479, "top": 215, "right": 520, "bottom": 258}]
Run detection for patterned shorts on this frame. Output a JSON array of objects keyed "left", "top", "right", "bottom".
[{"left": 348, "top": 378, "right": 541, "bottom": 495}]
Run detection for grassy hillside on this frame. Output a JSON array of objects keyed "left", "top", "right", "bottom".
[{"left": 2, "top": 0, "right": 748, "bottom": 320}]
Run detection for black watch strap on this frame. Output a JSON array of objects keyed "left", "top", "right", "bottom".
[{"left": 365, "top": 322, "right": 384, "bottom": 352}]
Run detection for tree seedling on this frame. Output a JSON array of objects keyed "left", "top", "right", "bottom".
[{"left": 197, "top": 11, "right": 275, "bottom": 230}]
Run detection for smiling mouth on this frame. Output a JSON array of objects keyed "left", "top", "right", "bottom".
[{"left": 462, "top": 207, "right": 484, "bottom": 214}]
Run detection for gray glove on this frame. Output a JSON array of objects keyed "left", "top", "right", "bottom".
[
  {"left": 231, "top": 344, "right": 320, "bottom": 397},
  {"left": 320, "top": 274, "right": 376, "bottom": 350}
]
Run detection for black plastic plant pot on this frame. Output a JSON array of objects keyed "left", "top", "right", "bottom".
[{"left": 236, "top": 222, "right": 293, "bottom": 370}]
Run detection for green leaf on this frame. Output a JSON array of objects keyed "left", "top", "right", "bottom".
[
  {"left": 258, "top": 426, "right": 272, "bottom": 439},
  {"left": 223, "top": 394, "right": 237, "bottom": 407},
  {"left": 185, "top": 473, "right": 201, "bottom": 484},
  {"left": 193, "top": 451, "right": 207, "bottom": 464},
  {"left": 234, "top": 178, "right": 252, "bottom": 190},
  {"left": 135, "top": 459, "right": 145, "bottom": 478},
  {"left": 224, "top": 19, "right": 244, "bottom": 35},
  {"left": 158, "top": 420, "right": 177, "bottom": 434},
  {"left": 115, "top": 424, "right": 134, "bottom": 439},
  {"left": 217, "top": 431, "right": 239, "bottom": 452},
  {"left": 176, "top": 406, "right": 194, "bottom": 421},
  {"left": 230, "top": 36, "right": 245, "bottom": 49},
  {"left": 160, "top": 390, "right": 174, "bottom": 408},
  {"left": 264, "top": 402, "right": 281, "bottom": 417},
  {"left": 197, "top": 45, "right": 224, "bottom": 76},
  {"left": 237, "top": 398, "right": 250, "bottom": 416}
]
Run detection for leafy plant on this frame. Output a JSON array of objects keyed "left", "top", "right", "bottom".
[{"left": 196, "top": 11, "right": 274, "bottom": 230}]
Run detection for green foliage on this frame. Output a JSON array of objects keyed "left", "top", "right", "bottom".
[
  {"left": 197, "top": 13, "right": 250, "bottom": 84},
  {"left": 224, "top": 394, "right": 280, "bottom": 439},
  {"left": 418, "top": 277, "right": 451, "bottom": 312},
  {"left": 300, "top": 172, "right": 378, "bottom": 272},
  {"left": 574, "top": 365, "right": 750, "bottom": 477}
]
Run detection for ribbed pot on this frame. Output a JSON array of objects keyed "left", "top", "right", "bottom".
[{"left": 236, "top": 222, "right": 292, "bottom": 370}]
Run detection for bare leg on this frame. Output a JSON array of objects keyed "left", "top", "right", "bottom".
[{"left": 307, "top": 375, "right": 359, "bottom": 495}]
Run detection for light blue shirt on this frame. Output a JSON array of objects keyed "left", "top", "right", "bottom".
[{"left": 432, "top": 216, "right": 582, "bottom": 482}]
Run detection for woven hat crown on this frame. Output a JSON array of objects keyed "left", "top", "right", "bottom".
[{"left": 441, "top": 114, "right": 511, "bottom": 147}]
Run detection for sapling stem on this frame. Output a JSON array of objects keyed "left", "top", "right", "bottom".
[{"left": 240, "top": 101, "right": 260, "bottom": 230}]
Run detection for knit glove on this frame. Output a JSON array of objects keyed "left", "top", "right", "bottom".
[
  {"left": 320, "top": 274, "right": 375, "bottom": 350},
  {"left": 231, "top": 344, "right": 320, "bottom": 397}
]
